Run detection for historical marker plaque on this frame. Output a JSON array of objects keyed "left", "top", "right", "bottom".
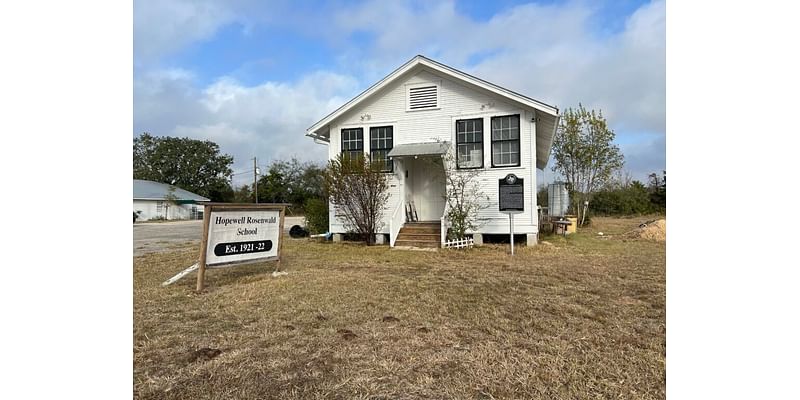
[{"left": 499, "top": 174, "right": 524, "bottom": 212}]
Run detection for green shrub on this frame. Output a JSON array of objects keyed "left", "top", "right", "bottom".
[
  {"left": 590, "top": 181, "right": 653, "bottom": 215},
  {"left": 304, "top": 198, "right": 329, "bottom": 234}
]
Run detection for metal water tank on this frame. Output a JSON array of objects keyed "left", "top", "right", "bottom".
[{"left": 548, "top": 182, "right": 569, "bottom": 217}]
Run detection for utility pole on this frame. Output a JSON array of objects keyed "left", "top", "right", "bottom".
[{"left": 253, "top": 157, "right": 258, "bottom": 203}]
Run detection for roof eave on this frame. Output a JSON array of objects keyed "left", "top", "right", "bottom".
[
  {"left": 305, "top": 55, "right": 559, "bottom": 137},
  {"left": 415, "top": 56, "right": 559, "bottom": 116},
  {"left": 535, "top": 114, "right": 560, "bottom": 170},
  {"left": 306, "top": 55, "right": 423, "bottom": 134},
  {"left": 306, "top": 131, "right": 330, "bottom": 143}
]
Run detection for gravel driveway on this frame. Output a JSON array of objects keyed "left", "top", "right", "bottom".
[{"left": 133, "top": 216, "right": 305, "bottom": 257}]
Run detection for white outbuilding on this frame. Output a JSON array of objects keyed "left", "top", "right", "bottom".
[{"left": 133, "top": 179, "right": 209, "bottom": 221}]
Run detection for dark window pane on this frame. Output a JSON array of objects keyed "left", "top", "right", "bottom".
[
  {"left": 369, "top": 126, "right": 393, "bottom": 172},
  {"left": 490, "top": 115, "right": 520, "bottom": 167},
  {"left": 456, "top": 118, "right": 483, "bottom": 168}
]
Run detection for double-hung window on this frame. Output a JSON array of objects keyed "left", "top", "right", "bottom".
[
  {"left": 456, "top": 118, "right": 483, "bottom": 169},
  {"left": 491, "top": 115, "right": 521, "bottom": 167},
  {"left": 370, "top": 126, "right": 393, "bottom": 172},
  {"left": 341, "top": 128, "right": 364, "bottom": 161}
]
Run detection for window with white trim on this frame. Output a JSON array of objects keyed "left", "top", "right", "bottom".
[
  {"left": 491, "top": 115, "right": 520, "bottom": 167},
  {"left": 456, "top": 118, "right": 483, "bottom": 169},
  {"left": 370, "top": 126, "right": 393, "bottom": 172},
  {"left": 341, "top": 128, "right": 364, "bottom": 160}
]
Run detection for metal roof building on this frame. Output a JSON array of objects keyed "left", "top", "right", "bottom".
[
  {"left": 133, "top": 180, "right": 209, "bottom": 221},
  {"left": 133, "top": 179, "right": 209, "bottom": 202}
]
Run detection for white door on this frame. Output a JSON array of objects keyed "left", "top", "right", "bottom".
[{"left": 409, "top": 157, "right": 446, "bottom": 221}]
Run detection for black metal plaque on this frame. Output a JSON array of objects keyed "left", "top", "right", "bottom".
[{"left": 499, "top": 174, "right": 524, "bottom": 211}]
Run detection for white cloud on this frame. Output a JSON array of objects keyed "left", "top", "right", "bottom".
[
  {"left": 333, "top": 0, "right": 664, "bottom": 134},
  {"left": 134, "top": 0, "right": 236, "bottom": 62},
  {"left": 134, "top": 0, "right": 666, "bottom": 185},
  {"left": 619, "top": 134, "right": 666, "bottom": 181},
  {"left": 330, "top": 0, "right": 666, "bottom": 178},
  {"left": 134, "top": 69, "right": 359, "bottom": 186},
  {"left": 133, "top": 0, "right": 331, "bottom": 63}
]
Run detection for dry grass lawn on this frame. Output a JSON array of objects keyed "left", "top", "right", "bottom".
[{"left": 134, "top": 216, "right": 665, "bottom": 399}]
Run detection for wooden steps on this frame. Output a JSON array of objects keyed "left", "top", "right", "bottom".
[{"left": 395, "top": 221, "right": 440, "bottom": 248}]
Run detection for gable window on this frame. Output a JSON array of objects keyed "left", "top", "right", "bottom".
[
  {"left": 491, "top": 114, "right": 520, "bottom": 167},
  {"left": 341, "top": 128, "right": 364, "bottom": 160},
  {"left": 456, "top": 118, "right": 483, "bottom": 169},
  {"left": 370, "top": 126, "right": 393, "bottom": 172}
]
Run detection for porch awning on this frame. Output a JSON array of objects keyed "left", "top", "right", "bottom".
[{"left": 387, "top": 141, "right": 450, "bottom": 158}]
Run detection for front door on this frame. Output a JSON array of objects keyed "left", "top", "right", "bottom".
[{"left": 407, "top": 157, "right": 446, "bottom": 221}]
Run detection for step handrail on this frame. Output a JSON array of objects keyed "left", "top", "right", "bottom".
[
  {"left": 440, "top": 201, "right": 449, "bottom": 247},
  {"left": 389, "top": 200, "right": 405, "bottom": 247}
]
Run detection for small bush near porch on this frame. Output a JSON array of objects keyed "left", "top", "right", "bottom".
[{"left": 134, "top": 216, "right": 665, "bottom": 399}]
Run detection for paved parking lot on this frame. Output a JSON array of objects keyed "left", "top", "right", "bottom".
[{"left": 133, "top": 216, "right": 305, "bottom": 257}]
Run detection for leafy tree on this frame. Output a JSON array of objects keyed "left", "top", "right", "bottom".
[
  {"left": 304, "top": 197, "right": 329, "bottom": 234},
  {"left": 258, "top": 165, "right": 288, "bottom": 204},
  {"left": 324, "top": 154, "right": 390, "bottom": 245},
  {"left": 233, "top": 185, "right": 253, "bottom": 203},
  {"left": 257, "top": 158, "right": 326, "bottom": 209},
  {"left": 591, "top": 180, "right": 652, "bottom": 215},
  {"left": 551, "top": 104, "right": 624, "bottom": 225},
  {"left": 648, "top": 170, "right": 666, "bottom": 212},
  {"left": 133, "top": 133, "right": 234, "bottom": 201},
  {"left": 207, "top": 180, "right": 235, "bottom": 203}
]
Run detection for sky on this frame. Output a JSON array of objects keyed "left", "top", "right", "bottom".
[{"left": 133, "top": 0, "right": 665, "bottom": 188}]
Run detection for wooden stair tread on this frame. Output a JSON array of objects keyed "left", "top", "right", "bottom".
[
  {"left": 394, "top": 221, "right": 442, "bottom": 248},
  {"left": 394, "top": 240, "right": 440, "bottom": 248}
]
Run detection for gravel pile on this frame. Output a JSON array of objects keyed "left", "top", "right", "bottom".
[{"left": 633, "top": 219, "right": 666, "bottom": 242}]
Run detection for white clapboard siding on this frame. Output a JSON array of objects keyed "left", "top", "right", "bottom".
[
  {"left": 133, "top": 200, "right": 200, "bottom": 221},
  {"left": 327, "top": 69, "right": 540, "bottom": 235}
]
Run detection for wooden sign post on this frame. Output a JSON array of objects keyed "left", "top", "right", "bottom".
[
  {"left": 162, "top": 203, "right": 287, "bottom": 291},
  {"left": 196, "top": 203, "right": 286, "bottom": 291}
]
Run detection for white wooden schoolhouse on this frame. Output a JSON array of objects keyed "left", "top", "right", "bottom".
[{"left": 306, "top": 55, "right": 560, "bottom": 247}]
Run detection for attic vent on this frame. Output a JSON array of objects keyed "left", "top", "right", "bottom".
[{"left": 408, "top": 85, "right": 438, "bottom": 110}]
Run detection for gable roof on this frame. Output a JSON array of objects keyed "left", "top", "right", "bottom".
[
  {"left": 133, "top": 179, "right": 210, "bottom": 202},
  {"left": 305, "top": 55, "right": 561, "bottom": 169}
]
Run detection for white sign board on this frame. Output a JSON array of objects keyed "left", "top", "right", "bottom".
[{"left": 205, "top": 209, "right": 281, "bottom": 266}]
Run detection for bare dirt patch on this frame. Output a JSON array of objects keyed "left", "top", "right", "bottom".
[{"left": 134, "top": 217, "right": 665, "bottom": 399}]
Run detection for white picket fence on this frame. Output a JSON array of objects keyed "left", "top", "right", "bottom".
[{"left": 443, "top": 237, "right": 474, "bottom": 249}]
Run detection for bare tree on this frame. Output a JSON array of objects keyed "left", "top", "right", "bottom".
[
  {"left": 163, "top": 186, "right": 179, "bottom": 220},
  {"left": 324, "top": 154, "right": 390, "bottom": 245},
  {"left": 435, "top": 141, "right": 488, "bottom": 240},
  {"left": 607, "top": 169, "right": 634, "bottom": 190}
]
